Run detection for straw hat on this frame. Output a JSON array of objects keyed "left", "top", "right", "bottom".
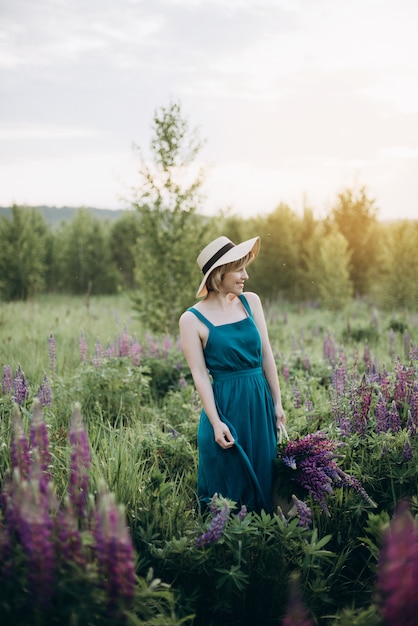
[{"left": 196, "top": 235, "right": 260, "bottom": 298}]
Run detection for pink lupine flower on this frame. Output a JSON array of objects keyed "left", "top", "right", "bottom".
[
  {"left": 93, "top": 339, "right": 104, "bottom": 367},
  {"left": 69, "top": 404, "right": 91, "bottom": 520},
  {"left": 118, "top": 326, "right": 131, "bottom": 357},
  {"left": 376, "top": 500, "right": 418, "bottom": 626},
  {"left": 131, "top": 336, "right": 141, "bottom": 366}
]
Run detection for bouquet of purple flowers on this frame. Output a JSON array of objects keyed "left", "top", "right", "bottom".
[{"left": 275, "top": 431, "right": 376, "bottom": 515}]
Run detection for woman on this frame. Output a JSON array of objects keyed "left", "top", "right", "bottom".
[{"left": 179, "top": 235, "right": 286, "bottom": 513}]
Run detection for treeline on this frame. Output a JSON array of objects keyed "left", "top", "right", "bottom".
[{"left": 0, "top": 101, "right": 417, "bottom": 335}]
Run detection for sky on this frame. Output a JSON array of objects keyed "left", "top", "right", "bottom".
[{"left": 1, "top": 0, "right": 418, "bottom": 221}]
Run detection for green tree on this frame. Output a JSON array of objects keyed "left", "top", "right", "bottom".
[
  {"left": 303, "top": 225, "right": 353, "bottom": 310},
  {"left": 373, "top": 220, "right": 418, "bottom": 309},
  {"left": 328, "top": 186, "right": 378, "bottom": 296},
  {"left": 109, "top": 211, "right": 141, "bottom": 290},
  {"left": 252, "top": 204, "right": 302, "bottom": 301},
  {"left": 131, "top": 100, "right": 210, "bottom": 334},
  {"left": 54, "top": 208, "right": 118, "bottom": 295},
  {"left": 0, "top": 205, "right": 49, "bottom": 300}
]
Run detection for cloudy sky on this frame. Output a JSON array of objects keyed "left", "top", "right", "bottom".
[{"left": 1, "top": 0, "right": 417, "bottom": 220}]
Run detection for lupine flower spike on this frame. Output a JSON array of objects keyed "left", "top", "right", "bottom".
[{"left": 376, "top": 500, "right": 418, "bottom": 626}]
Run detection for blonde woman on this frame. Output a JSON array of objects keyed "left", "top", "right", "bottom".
[{"left": 179, "top": 236, "right": 286, "bottom": 513}]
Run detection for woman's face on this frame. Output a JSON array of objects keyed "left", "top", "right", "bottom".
[{"left": 220, "top": 266, "right": 249, "bottom": 294}]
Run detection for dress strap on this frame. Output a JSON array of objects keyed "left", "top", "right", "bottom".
[
  {"left": 187, "top": 307, "right": 215, "bottom": 329},
  {"left": 238, "top": 294, "right": 252, "bottom": 317}
]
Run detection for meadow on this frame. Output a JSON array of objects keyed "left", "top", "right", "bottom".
[{"left": 0, "top": 294, "right": 417, "bottom": 625}]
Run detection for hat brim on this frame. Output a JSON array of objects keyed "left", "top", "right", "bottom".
[{"left": 196, "top": 236, "right": 260, "bottom": 298}]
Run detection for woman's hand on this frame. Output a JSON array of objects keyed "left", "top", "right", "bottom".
[
  {"left": 213, "top": 422, "right": 235, "bottom": 449},
  {"left": 275, "top": 405, "right": 286, "bottom": 429}
]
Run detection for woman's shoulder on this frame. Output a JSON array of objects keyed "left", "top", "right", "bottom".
[{"left": 242, "top": 291, "right": 261, "bottom": 306}]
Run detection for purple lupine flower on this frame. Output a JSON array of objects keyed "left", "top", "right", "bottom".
[
  {"left": 402, "top": 439, "right": 413, "bottom": 462},
  {"left": 379, "top": 365, "right": 392, "bottom": 403},
  {"left": 323, "top": 334, "right": 336, "bottom": 362},
  {"left": 10, "top": 405, "right": 31, "bottom": 479},
  {"left": 237, "top": 504, "right": 248, "bottom": 521},
  {"left": 69, "top": 404, "right": 91, "bottom": 520},
  {"left": 357, "top": 375, "right": 372, "bottom": 435},
  {"left": 394, "top": 360, "right": 415, "bottom": 413},
  {"left": 278, "top": 432, "right": 375, "bottom": 514},
  {"left": 388, "top": 400, "right": 401, "bottom": 433},
  {"left": 293, "top": 379, "right": 302, "bottom": 409},
  {"left": 304, "top": 392, "right": 314, "bottom": 419},
  {"left": 282, "top": 574, "right": 314, "bottom": 626},
  {"left": 94, "top": 488, "right": 136, "bottom": 611},
  {"left": 332, "top": 359, "right": 347, "bottom": 396},
  {"left": 2, "top": 364, "right": 13, "bottom": 395},
  {"left": 376, "top": 500, "right": 418, "bottom": 626},
  {"left": 55, "top": 499, "right": 86, "bottom": 569},
  {"left": 37, "top": 373, "right": 52, "bottom": 407},
  {"left": 303, "top": 355, "right": 311, "bottom": 371},
  {"left": 363, "top": 344, "right": 372, "bottom": 369},
  {"left": 13, "top": 364, "right": 29, "bottom": 406},
  {"left": 79, "top": 331, "right": 89, "bottom": 363},
  {"left": 29, "top": 399, "right": 51, "bottom": 486},
  {"left": 48, "top": 332, "right": 57, "bottom": 377},
  {"left": 12, "top": 467, "right": 56, "bottom": 608},
  {"left": 105, "top": 342, "right": 115, "bottom": 358},
  {"left": 406, "top": 408, "right": 418, "bottom": 437},
  {"left": 118, "top": 326, "right": 131, "bottom": 357},
  {"left": 196, "top": 496, "right": 230, "bottom": 548},
  {"left": 145, "top": 330, "right": 160, "bottom": 356},
  {"left": 291, "top": 495, "right": 312, "bottom": 529},
  {"left": 375, "top": 392, "right": 389, "bottom": 434},
  {"left": 93, "top": 339, "right": 104, "bottom": 367},
  {"left": 131, "top": 336, "right": 141, "bottom": 366}
]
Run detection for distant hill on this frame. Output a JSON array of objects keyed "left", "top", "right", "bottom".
[{"left": 0, "top": 205, "right": 127, "bottom": 228}]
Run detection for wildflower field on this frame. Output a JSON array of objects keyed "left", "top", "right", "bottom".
[{"left": 0, "top": 294, "right": 417, "bottom": 626}]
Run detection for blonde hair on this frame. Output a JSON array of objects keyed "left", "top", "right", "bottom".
[{"left": 205, "top": 251, "right": 254, "bottom": 294}]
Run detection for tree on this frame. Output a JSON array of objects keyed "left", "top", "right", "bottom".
[
  {"left": 108, "top": 211, "right": 141, "bottom": 290},
  {"left": 0, "top": 205, "right": 49, "bottom": 300},
  {"left": 373, "top": 220, "right": 418, "bottom": 309},
  {"left": 131, "top": 100, "right": 210, "bottom": 334},
  {"left": 304, "top": 225, "right": 353, "bottom": 310},
  {"left": 252, "top": 204, "right": 302, "bottom": 301},
  {"left": 54, "top": 208, "right": 118, "bottom": 295},
  {"left": 328, "top": 186, "right": 378, "bottom": 296}
]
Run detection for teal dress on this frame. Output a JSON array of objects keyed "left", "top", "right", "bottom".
[{"left": 188, "top": 294, "right": 277, "bottom": 513}]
